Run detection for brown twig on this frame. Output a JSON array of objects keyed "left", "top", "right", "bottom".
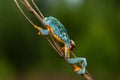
[{"left": 14, "top": 0, "right": 93, "bottom": 80}]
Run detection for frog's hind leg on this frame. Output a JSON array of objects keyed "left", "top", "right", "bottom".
[
  {"left": 67, "top": 57, "right": 87, "bottom": 74},
  {"left": 63, "top": 44, "right": 86, "bottom": 74}
]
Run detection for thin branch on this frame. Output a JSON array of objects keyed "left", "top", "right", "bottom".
[
  {"left": 14, "top": 0, "right": 35, "bottom": 26},
  {"left": 45, "top": 36, "right": 62, "bottom": 56},
  {"left": 31, "top": 0, "right": 45, "bottom": 19},
  {"left": 23, "top": 0, "right": 44, "bottom": 24},
  {"left": 49, "top": 34, "right": 64, "bottom": 57}
]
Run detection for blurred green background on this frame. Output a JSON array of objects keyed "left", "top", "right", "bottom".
[{"left": 0, "top": 0, "right": 120, "bottom": 80}]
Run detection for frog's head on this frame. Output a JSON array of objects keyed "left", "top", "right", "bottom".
[
  {"left": 70, "top": 40, "right": 76, "bottom": 50},
  {"left": 43, "top": 16, "right": 57, "bottom": 25}
]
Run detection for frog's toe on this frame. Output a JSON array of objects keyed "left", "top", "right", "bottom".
[{"left": 76, "top": 68, "right": 86, "bottom": 75}]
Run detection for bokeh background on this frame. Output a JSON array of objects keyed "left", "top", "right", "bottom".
[{"left": 0, "top": 0, "right": 120, "bottom": 80}]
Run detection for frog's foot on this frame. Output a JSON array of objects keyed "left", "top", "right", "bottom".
[
  {"left": 74, "top": 65, "right": 81, "bottom": 71},
  {"left": 76, "top": 68, "right": 86, "bottom": 75},
  {"left": 73, "top": 65, "right": 85, "bottom": 75},
  {"left": 37, "top": 32, "right": 41, "bottom": 35}
]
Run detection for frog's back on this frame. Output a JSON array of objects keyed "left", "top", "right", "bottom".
[{"left": 43, "top": 16, "right": 70, "bottom": 44}]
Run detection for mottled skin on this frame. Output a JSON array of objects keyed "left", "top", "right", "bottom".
[{"left": 34, "top": 16, "right": 87, "bottom": 74}]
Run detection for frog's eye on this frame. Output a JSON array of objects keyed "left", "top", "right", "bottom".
[{"left": 70, "top": 40, "right": 76, "bottom": 50}]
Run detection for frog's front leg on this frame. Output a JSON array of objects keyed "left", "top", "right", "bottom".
[{"left": 34, "top": 25, "right": 49, "bottom": 35}]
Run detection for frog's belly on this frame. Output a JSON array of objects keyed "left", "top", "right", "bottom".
[{"left": 52, "top": 33, "right": 64, "bottom": 43}]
